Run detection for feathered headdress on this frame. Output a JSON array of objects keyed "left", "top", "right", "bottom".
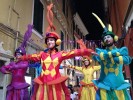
[
  {"left": 15, "top": 24, "right": 33, "bottom": 56},
  {"left": 92, "top": 13, "right": 118, "bottom": 43}
]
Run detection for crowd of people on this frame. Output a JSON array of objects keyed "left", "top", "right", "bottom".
[
  {"left": 0, "top": 3, "right": 132, "bottom": 100},
  {"left": 67, "top": 85, "right": 80, "bottom": 100}
]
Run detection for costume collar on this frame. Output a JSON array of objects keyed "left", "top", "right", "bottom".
[
  {"left": 48, "top": 49, "right": 57, "bottom": 54},
  {"left": 106, "top": 45, "right": 116, "bottom": 50}
]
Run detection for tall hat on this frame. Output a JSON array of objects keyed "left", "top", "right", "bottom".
[
  {"left": 44, "top": 3, "right": 61, "bottom": 46},
  {"left": 92, "top": 13, "right": 118, "bottom": 44},
  {"left": 15, "top": 24, "right": 33, "bottom": 56}
]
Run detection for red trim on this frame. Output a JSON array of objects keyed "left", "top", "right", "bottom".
[{"left": 34, "top": 77, "right": 43, "bottom": 84}]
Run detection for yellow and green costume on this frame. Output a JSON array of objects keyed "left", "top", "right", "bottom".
[{"left": 69, "top": 65, "right": 100, "bottom": 100}]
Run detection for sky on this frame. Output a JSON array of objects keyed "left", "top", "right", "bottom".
[{"left": 73, "top": 0, "right": 105, "bottom": 40}]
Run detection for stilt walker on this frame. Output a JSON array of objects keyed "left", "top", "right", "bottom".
[
  {"left": 0, "top": 24, "right": 33, "bottom": 100},
  {"left": 67, "top": 39, "right": 100, "bottom": 100},
  {"left": 19, "top": 3, "right": 97, "bottom": 100},
  {"left": 92, "top": 13, "right": 132, "bottom": 100}
]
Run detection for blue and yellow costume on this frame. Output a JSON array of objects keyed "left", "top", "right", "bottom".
[
  {"left": 92, "top": 13, "right": 132, "bottom": 100},
  {"left": 93, "top": 47, "right": 131, "bottom": 100}
]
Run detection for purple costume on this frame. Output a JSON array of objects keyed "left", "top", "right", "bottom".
[
  {"left": 0, "top": 24, "right": 33, "bottom": 100},
  {"left": 0, "top": 61, "right": 29, "bottom": 100}
]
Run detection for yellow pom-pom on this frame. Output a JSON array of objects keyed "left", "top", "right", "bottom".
[
  {"left": 114, "top": 36, "right": 118, "bottom": 42},
  {"left": 56, "top": 39, "right": 61, "bottom": 45}
]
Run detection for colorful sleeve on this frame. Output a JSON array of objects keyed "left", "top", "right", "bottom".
[
  {"left": 0, "top": 65, "right": 11, "bottom": 74},
  {"left": 107, "top": 47, "right": 129, "bottom": 59},
  {"left": 94, "top": 65, "right": 101, "bottom": 71},
  {"left": 109, "top": 47, "right": 132, "bottom": 65},
  {"left": 109, "top": 51, "right": 120, "bottom": 57},
  {"left": 61, "top": 49, "right": 93, "bottom": 60},
  {"left": 69, "top": 65, "right": 83, "bottom": 72},
  {"left": 112, "top": 55, "right": 131, "bottom": 65},
  {"left": 113, "top": 56, "right": 131, "bottom": 65},
  {"left": 99, "top": 51, "right": 110, "bottom": 60},
  {"left": 29, "top": 62, "right": 41, "bottom": 68},
  {"left": 21, "top": 52, "right": 42, "bottom": 62},
  {"left": 93, "top": 48, "right": 119, "bottom": 61}
]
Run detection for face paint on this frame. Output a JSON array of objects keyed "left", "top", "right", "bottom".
[
  {"left": 46, "top": 37, "right": 56, "bottom": 49},
  {"left": 103, "top": 35, "right": 114, "bottom": 47},
  {"left": 84, "top": 60, "right": 90, "bottom": 66},
  {"left": 15, "top": 53, "right": 22, "bottom": 59}
]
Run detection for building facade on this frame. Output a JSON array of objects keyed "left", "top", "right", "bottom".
[{"left": 0, "top": 0, "right": 75, "bottom": 99}]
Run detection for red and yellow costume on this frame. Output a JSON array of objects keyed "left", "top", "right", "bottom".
[
  {"left": 21, "top": 48, "right": 94, "bottom": 100},
  {"left": 20, "top": 4, "right": 95, "bottom": 100}
]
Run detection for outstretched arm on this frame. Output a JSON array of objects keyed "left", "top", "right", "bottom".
[
  {"left": 67, "top": 65, "right": 83, "bottom": 72},
  {"left": 29, "top": 62, "right": 41, "bottom": 68},
  {"left": 61, "top": 48, "right": 97, "bottom": 60},
  {"left": 20, "top": 52, "right": 43, "bottom": 62}
]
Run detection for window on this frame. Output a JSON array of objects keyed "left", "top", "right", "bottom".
[
  {"left": 62, "top": 0, "right": 66, "bottom": 15},
  {"left": 73, "top": 21, "right": 75, "bottom": 31},
  {"left": 33, "top": 0, "right": 43, "bottom": 34},
  {"left": 66, "top": 34, "right": 68, "bottom": 49},
  {"left": 65, "top": 1, "right": 68, "bottom": 17},
  {"left": 0, "top": 60, "right": 5, "bottom": 67},
  {"left": 78, "top": 60, "right": 80, "bottom": 66},
  {"left": 61, "top": 31, "right": 64, "bottom": 50},
  {"left": 74, "top": 59, "right": 76, "bottom": 65},
  {"left": 72, "top": 70, "right": 75, "bottom": 76}
]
